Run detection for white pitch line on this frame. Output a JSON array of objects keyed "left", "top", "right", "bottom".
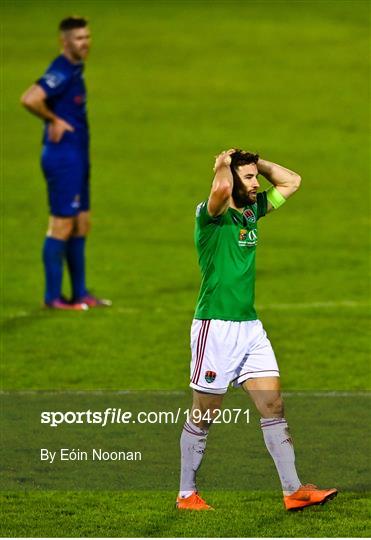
[
  {"left": 258, "top": 300, "right": 370, "bottom": 310},
  {"left": 3, "top": 300, "right": 369, "bottom": 320}
]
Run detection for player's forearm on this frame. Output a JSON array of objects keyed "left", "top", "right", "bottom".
[
  {"left": 258, "top": 159, "right": 301, "bottom": 189},
  {"left": 213, "top": 163, "right": 233, "bottom": 192},
  {"left": 208, "top": 155, "right": 234, "bottom": 216}
]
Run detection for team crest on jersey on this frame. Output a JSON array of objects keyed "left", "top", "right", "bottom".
[
  {"left": 74, "top": 95, "right": 85, "bottom": 105},
  {"left": 71, "top": 195, "right": 81, "bottom": 209},
  {"left": 239, "top": 228, "right": 257, "bottom": 247},
  {"left": 244, "top": 208, "right": 256, "bottom": 223},
  {"left": 205, "top": 371, "right": 216, "bottom": 383}
]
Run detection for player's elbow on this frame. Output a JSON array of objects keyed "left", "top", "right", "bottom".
[
  {"left": 291, "top": 174, "right": 301, "bottom": 192},
  {"left": 20, "top": 90, "right": 39, "bottom": 110},
  {"left": 208, "top": 182, "right": 232, "bottom": 216},
  {"left": 20, "top": 92, "right": 32, "bottom": 108}
]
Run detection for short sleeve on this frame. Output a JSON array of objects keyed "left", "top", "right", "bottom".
[
  {"left": 195, "top": 201, "right": 223, "bottom": 228},
  {"left": 36, "top": 67, "right": 71, "bottom": 98},
  {"left": 256, "top": 191, "right": 268, "bottom": 220}
]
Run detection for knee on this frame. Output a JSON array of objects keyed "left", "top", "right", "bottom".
[
  {"left": 261, "top": 395, "right": 284, "bottom": 418},
  {"left": 191, "top": 398, "right": 223, "bottom": 430},
  {"left": 78, "top": 222, "right": 91, "bottom": 236},
  {"left": 191, "top": 408, "right": 214, "bottom": 431},
  {"left": 75, "top": 215, "right": 91, "bottom": 236},
  {"left": 48, "top": 218, "right": 74, "bottom": 240}
]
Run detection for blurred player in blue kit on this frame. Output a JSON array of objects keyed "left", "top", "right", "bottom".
[{"left": 21, "top": 17, "right": 111, "bottom": 310}]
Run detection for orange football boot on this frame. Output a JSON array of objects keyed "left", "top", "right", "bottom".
[
  {"left": 284, "top": 484, "right": 338, "bottom": 511},
  {"left": 176, "top": 492, "right": 214, "bottom": 511}
]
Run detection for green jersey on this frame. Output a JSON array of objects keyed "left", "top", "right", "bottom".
[{"left": 194, "top": 192, "right": 268, "bottom": 321}]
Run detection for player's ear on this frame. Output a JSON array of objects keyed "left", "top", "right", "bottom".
[{"left": 59, "top": 31, "right": 68, "bottom": 47}]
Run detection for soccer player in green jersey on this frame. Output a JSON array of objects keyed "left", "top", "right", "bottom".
[{"left": 176, "top": 149, "right": 337, "bottom": 511}]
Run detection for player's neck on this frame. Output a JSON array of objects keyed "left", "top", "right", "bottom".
[
  {"left": 62, "top": 50, "right": 83, "bottom": 65},
  {"left": 229, "top": 200, "right": 244, "bottom": 213}
]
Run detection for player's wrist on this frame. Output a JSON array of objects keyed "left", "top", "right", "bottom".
[
  {"left": 50, "top": 115, "right": 62, "bottom": 124},
  {"left": 257, "top": 158, "right": 272, "bottom": 175}
]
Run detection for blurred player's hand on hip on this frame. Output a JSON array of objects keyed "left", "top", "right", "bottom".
[{"left": 48, "top": 117, "right": 74, "bottom": 143}]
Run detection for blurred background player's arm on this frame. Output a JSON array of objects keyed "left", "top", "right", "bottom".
[
  {"left": 207, "top": 149, "right": 235, "bottom": 217},
  {"left": 20, "top": 84, "right": 74, "bottom": 143},
  {"left": 257, "top": 158, "right": 301, "bottom": 213}
]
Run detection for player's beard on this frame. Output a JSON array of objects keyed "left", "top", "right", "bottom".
[{"left": 232, "top": 173, "right": 257, "bottom": 207}]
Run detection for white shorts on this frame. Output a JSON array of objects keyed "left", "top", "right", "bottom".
[{"left": 189, "top": 319, "right": 279, "bottom": 394}]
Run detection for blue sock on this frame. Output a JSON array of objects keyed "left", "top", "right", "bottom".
[
  {"left": 65, "top": 236, "right": 87, "bottom": 300},
  {"left": 43, "top": 237, "right": 66, "bottom": 303}
]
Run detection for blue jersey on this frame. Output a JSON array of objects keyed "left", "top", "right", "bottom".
[{"left": 37, "top": 54, "right": 89, "bottom": 150}]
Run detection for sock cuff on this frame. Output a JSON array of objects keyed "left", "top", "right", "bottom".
[
  {"left": 183, "top": 420, "right": 208, "bottom": 437},
  {"left": 45, "top": 236, "right": 67, "bottom": 246},
  {"left": 260, "top": 417, "right": 287, "bottom": 429}
]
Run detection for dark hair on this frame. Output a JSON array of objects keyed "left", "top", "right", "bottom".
[
  {"left": 59, "top": 16, "right": 88, "bottom": 32},
  {"left": 230, "top": 149, "right": 259, "bottom": 173}
]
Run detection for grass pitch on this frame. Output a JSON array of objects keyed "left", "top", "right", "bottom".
[
  {"left": 1, "top": 0, "right": 370, "bottom": 537},
  {"left": 1, "top": 491, "right": 370, "bottom": 538}
]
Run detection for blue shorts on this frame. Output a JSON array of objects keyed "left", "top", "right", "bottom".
[{"left": 41, "top": 144, "right": 90, "bottom": 217}]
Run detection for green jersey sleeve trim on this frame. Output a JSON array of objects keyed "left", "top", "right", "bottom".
[
  {"left": 196, "top": 201, "right": 223, "bottom": 227},
  {"left": 257, "top": 191, "right": 268, "bottom": 219}
]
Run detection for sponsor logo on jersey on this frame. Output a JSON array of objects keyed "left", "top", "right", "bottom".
[
  {"left": 239, "top": 229, "right": 247, "bottom": 241},
  {"left": 205, "top": 370, "right": 216, "bottom": 383},
  {"left": 43, "top": 70, "right": 65, "bottom": 89},
  {"left": 238, "top": 228, "right": 257, "bottom": 247},
  {"left": 244, "top": 208, "right": 256, "bottom": 223}
]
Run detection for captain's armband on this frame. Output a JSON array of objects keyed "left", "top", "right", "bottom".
[{"left": 266, "top": 186, "right": 286, "bottom": 210}]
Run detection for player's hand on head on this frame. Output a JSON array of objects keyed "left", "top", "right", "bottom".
[
  {"left": 48, "top": 117, "right": 74, "bottom": 143},
  {"left": 213, "top": 149, "right": 235, "bottom": 172}
]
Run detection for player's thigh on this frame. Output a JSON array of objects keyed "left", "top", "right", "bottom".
[
  {"left": 242, "top": 376, "right": 284, "bottom": 418},
  {"left": 192, "top": 389, "right": 224, "bottom": 414},
  {"left": 78, "top": 156, "right": 90, "bottom": 216},
  {"left": 232, "top": 320, "right": 280, "bottom": 388},
  {"left": 189, "top": 319, "right": 240, "bottom": 395},
  {"left": 73, "top": 211, "right": 91, "bottom": 237},
  {"left": 41, "top": 146, "right": 85, "bottom": 219},
  {"left": 191, "top": 389, "right": 224, "bottom": 428},
  {"left": 47, "top": 216, "right": 74, "bottom": 240}
]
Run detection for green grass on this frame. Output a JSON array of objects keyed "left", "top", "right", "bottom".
[
  {"left": 1, "top": 0, "right": 370, "bottom": 536},
  {"left": 1, "top": 491, "right": 370, "bottom": 538}
]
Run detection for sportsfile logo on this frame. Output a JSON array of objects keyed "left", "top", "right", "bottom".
[
  {"left": 238, "top": 228, "right": 258, "bottom": 247},
  {"left": 40, "top": 407, "right": 250, "bottom": 426}
]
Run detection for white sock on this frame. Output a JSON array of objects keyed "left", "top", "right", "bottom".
[
  {"left": 179, "top": 490, "right": 194, "bottom": 499},
  {"left": 260, "top": 417, "right": 301, "bottom": 495},
  {"left": 179, "top": 420, "right": 208, "bottom": 496}
]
